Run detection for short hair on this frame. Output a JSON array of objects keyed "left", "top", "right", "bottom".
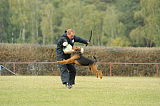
[{"left": 67, "top": 29, "right": 75, "bottom": 35}]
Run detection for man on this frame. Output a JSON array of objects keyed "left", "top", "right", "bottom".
[{"left": 56, "top": 29, "right": 89, "bottom": 89}]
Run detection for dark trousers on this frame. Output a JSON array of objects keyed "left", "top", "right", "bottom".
[{"left": 58, "top": 64, "right": 76, "bottom": 85}]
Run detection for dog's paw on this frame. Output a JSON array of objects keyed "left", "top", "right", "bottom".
[{"left": 57, "top": 61, "right": 61, "bottom": 64}]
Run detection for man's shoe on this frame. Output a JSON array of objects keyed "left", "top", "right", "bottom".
[{"left": 67, "top": 84, "right": 72, "bottom": 89}]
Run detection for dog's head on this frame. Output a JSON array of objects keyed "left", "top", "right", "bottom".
[
  {"left": 72, "top": 46, "right": 81, "bottom": 51},
  {"left": 72, "top": 46, "right": 84, "bottom": 54}
]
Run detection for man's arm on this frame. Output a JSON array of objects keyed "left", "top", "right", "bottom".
[{"left": 74, "top": 35, "right": 88, "bottom": 44}]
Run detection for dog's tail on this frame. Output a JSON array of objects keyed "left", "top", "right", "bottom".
[{"left": 93, "top": 56, "right": 97, "bottom": 62}]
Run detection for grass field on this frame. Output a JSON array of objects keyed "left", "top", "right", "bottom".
[{"left": 0, "top": 76, "right": 160, "bottom": 106}]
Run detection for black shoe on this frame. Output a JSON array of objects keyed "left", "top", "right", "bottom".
[
  {"left": 65, "top": 83, "right": 72, "bottom": 89},
  {"left": 67, "top": 84, "right": 72, "bottom": 89}
]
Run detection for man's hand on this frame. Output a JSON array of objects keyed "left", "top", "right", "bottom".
[{"left": 86, "top": 42, "right": 90, "bottom": 46}]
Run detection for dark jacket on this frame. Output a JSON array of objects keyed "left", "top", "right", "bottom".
[{"left": 56, "top": 33, "right": 88, "bottom": 61}]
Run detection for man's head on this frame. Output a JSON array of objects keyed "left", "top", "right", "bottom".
[{"left": 67, "top": 29, "right": 75, "bottom": 39}]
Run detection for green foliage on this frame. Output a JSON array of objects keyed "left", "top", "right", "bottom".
[
  {"left": 103, "top": 5, "right": 126, "bottom": 45},
  {"left": 0, "top": 0, "right": 10, "bottom": 43},
  {"left": 130, "top": 0, "right": 160, "bottom": 47},
  {"left": 109, "top": 37, "right": 131, "bottom": 47},
  {"left": 0, "top": 0, "right": 160, "bottom": 47}
]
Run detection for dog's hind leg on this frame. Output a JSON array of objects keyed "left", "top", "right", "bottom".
[
  {"left": 89, "top": 64, "right": 102, "bottom": 79},
  {"left": 98, "top": 70, "right": 103, "bottom": 79},
  {"left": 89, "top": 64, "right": 99, "bottom": 78}
]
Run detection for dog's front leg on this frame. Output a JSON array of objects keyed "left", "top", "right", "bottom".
[
  {"left": 57, "top": 54, "right": 80, "bottom": 64},
  {"left": 57, "top": 59, "right": 73, "bottom": 64}
]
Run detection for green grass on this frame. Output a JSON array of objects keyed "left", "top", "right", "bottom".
[{"left": 0, "top": 76, "right": 160, "bottom": 106}]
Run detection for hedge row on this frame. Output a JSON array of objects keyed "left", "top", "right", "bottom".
[{"left": 0, "top": 43, "right": 160, "bottom": 76}]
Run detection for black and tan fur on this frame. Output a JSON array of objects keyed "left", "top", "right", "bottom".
[{"left": 57, "top": 46, "right": 102, "bottom": 79}]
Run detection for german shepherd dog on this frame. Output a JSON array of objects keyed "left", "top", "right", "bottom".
[{"left": 57, "top": 46, "right": 102, "bottom": 79}]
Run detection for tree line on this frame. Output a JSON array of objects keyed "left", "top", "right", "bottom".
[{"left": 0, "top": 0, "right": 160, "bottom": 47}]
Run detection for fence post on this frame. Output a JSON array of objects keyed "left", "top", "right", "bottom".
[
  {"left": 13, "top": 63, "right": 16, "bottom": 73},
  {"left": 156, "top": 64, "right": 159, "bottom": 75},
  {"left": 109, "top": 63, "right": 112, "bottom": 76},
  {"left": 0, "top": 65, "right": 2, "bottom": 76}
]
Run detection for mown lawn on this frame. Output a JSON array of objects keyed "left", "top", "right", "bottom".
[{"left": 0, "top": 76, "right": 160, "bottom": 106}]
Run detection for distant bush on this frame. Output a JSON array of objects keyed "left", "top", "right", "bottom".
[
  {"left": 0, "top": 43, "right": 160, "bottom": 76},
  {"left": 0, "top": 43, "right": 56, "bottom": 75}
]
